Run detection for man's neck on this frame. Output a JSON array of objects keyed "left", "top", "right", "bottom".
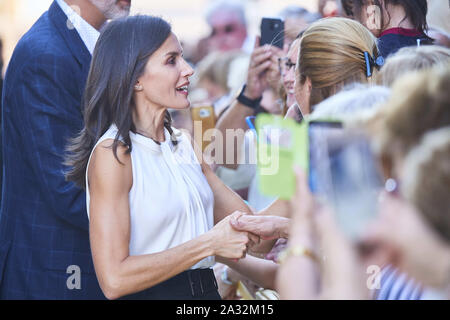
[
  {"left": 63, "top": 0, "right": 107, "bottom": 30},
  {"left": 383, "top": 3, "right": 415, "bottom": 31}
]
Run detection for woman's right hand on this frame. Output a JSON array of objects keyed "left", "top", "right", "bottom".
[{"left": 208, "top": 211, "right": 253, "bottom": 259}]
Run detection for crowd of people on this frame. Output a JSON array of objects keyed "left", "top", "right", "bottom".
[{"left": 0, "top": 0, "right": 449, "bottom": 300}]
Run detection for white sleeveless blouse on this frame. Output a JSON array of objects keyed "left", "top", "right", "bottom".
[{"left": 86, "top": 125, "right": 215, "bottom": 269}]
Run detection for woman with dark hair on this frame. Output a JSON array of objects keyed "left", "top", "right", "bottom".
[
  {"left": 64, "top": 15, "right": 257, "bottom": 300},
  {"left": 341, "top": 0, "right": 433, "bottom": 57}
]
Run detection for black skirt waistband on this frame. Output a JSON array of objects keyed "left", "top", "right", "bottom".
[{"left": 119, "top": 268, "right": 220, "bottom": 300}]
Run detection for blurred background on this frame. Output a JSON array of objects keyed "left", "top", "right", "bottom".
[{"left": 0, "top": 0, "right": 319, "bottom": 74}]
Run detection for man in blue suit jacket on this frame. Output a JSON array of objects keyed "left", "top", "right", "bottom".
[{"left": 0, "top": 0, "right": 130, "bottom": 299}]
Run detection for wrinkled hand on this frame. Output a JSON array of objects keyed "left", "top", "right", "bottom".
[
  {"left": 230, "top": 215, "right": 289, "bottom": 241},
  {"left": 229, "top": 211, "right": 261, "bottom": 248},
  {"left": 210, "top": 211, "right": 259, "bottom": 260}
]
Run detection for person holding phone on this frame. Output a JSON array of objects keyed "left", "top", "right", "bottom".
[
  {"left": 215, "top": 29, "right": 284, "bottom": 170},
  {"left": 277, "top": 67, "right": 450, "bottom": 300},
  {"left": 230, "top": 85, "right": 391, "bottom": 246},
  {"left": 64, "top": 15, "right": 263, "bottom": 300},
  {"left": 216, "top": 17, "right": 383, "bottom": 259}
]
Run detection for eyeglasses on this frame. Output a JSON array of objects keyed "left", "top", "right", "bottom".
[
  {"left": 211, "top": 24, "right": 238, "bottom": 37},
  {"left": 278, "top": 57, "right": 296, "bottom": 76}
]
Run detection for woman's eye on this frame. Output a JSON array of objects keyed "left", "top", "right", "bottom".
[{"left": 168, "top": 57, "right": 176, "bottom": 65}]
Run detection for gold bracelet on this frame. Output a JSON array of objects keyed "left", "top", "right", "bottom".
[{"left": 277, "top": 245, "right": 319, "bottom": 265}]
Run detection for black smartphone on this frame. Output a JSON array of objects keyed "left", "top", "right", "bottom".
[{"left": 260, "top": 17, "right": 284, "bottom": 49}]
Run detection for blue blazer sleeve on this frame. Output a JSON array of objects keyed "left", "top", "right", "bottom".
[{"left": 15, "top": 52, "right": 89, "bottom": 231}]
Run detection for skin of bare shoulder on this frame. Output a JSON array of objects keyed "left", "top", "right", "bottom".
[
  {"left": 88, "top": 139, "right": 132, "bottom": 196},
  {"left": 87, "top": 139, "right": 134, "bottom": 294}
]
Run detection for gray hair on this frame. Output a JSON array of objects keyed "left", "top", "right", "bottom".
[
  {"left": 205, "top": 0, "right": 247, "bottom": 27},
  {"left": 278, "top": 5, "right": 321, "bottom": 24},
  {"left": 378, "top": 46, "right": 450, "bottom": 87},
  {"left": 402, "top": 127, "right": 450, "bottom": 242},
  {"left": 309, "top": 84, "right": 391, "bottom": 125}
]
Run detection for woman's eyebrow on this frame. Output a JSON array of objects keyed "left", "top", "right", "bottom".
[{"left": 164, "top": 50, "right": 183, "bottom": 57}]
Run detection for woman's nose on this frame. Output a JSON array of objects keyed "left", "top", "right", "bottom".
[
  {"left": 284, "top": 70, "right": 294, "bottom": 83},
  {"left": 181, "top": 59, "right": 194, "bottom": 77}
]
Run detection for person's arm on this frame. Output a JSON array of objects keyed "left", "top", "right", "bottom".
[
  {"left": 215, "top": 99, "right": 255, "bottom": 170},
  {"left": 248, "top": 199, "right": 291, "bottom": 253},
  {"left": 230, "top": 215, "right": 290, "bottom": 240},
  {"left": 217, "top": 255, "right": 278, "bottom": 290},
  {"left": 201, "top": 157, "right": 253, "bottom": 223},
  {"left": 215, "top": 39, "right": 278, "bottom": 170},
  {"left": 88, "top": 141, "right": 251, "bottom": 300},
  {"left": 275, "top": 168, "right": 321, "bottom": 299},
  {"left": 19, "top": 54, "right": 89, "bottom": 230},
  {"left": 224, "top": 200, "right": 291, "bottom": 255}
]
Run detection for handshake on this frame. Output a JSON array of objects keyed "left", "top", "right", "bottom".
[{"left": 207, "top": 211, "right": 290, "bottom": 261}]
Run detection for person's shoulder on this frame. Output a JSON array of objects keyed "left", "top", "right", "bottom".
[
  {"left": 88, "top": 139, "right": 132, "bottom": 195},
  {"left": 10, "top": 12, "right": 71, "bottom": 70},
  {"left": 89, "top": 138, "right": 132, "bottom": 187},
  {"left": 96, "top": 125, "right": 129, "bottom": 155},
  {"left": 20, "top": 13, "right": 59, "bottom": 50}
]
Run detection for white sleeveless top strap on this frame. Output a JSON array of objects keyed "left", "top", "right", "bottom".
[{"left": 86, "top": 125, "right": 215, "bottom": 269}]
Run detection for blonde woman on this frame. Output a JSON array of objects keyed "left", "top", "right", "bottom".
[
  {"left": 217, "top": 17, "right": 382, "bottom": 170},
  {"left": 227, "top": 18, "right": 385, "bottom": 256},
  {"left": 276, "top": 66, "right": 450, "bottom": 300},
  {"left": 294, "top": 17, "right": 382, "bottom": 116}
]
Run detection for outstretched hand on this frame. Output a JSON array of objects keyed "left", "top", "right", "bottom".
[{"left": 230, "top": 214, "right": 289, "bottom": 241}]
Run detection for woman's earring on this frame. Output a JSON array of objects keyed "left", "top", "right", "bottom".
[{"left": 134, "top": 84, "right": 143, "bottom": 91}]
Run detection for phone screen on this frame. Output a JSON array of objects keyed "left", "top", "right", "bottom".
[
  {"left": 308, "top": 121, "right": 343, "bottom": 194},
  {"left": 260, "top": 18, "right": 284, "bottom": 49},
  {"left": 308, "top": 122, "right": 383, "bottom": 240}
]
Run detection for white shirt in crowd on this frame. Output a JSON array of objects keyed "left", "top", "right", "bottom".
[{"left": 56, "top": 0, "right": 100, "bottom": 55}]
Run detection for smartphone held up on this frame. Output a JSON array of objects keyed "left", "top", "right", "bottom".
[{"left": 260, "top": 17, "right": 284, "bottom": 49}]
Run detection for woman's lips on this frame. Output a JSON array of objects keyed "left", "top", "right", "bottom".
[{"left": 285, "top": 85, "right": 295, "bottom": 95}]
